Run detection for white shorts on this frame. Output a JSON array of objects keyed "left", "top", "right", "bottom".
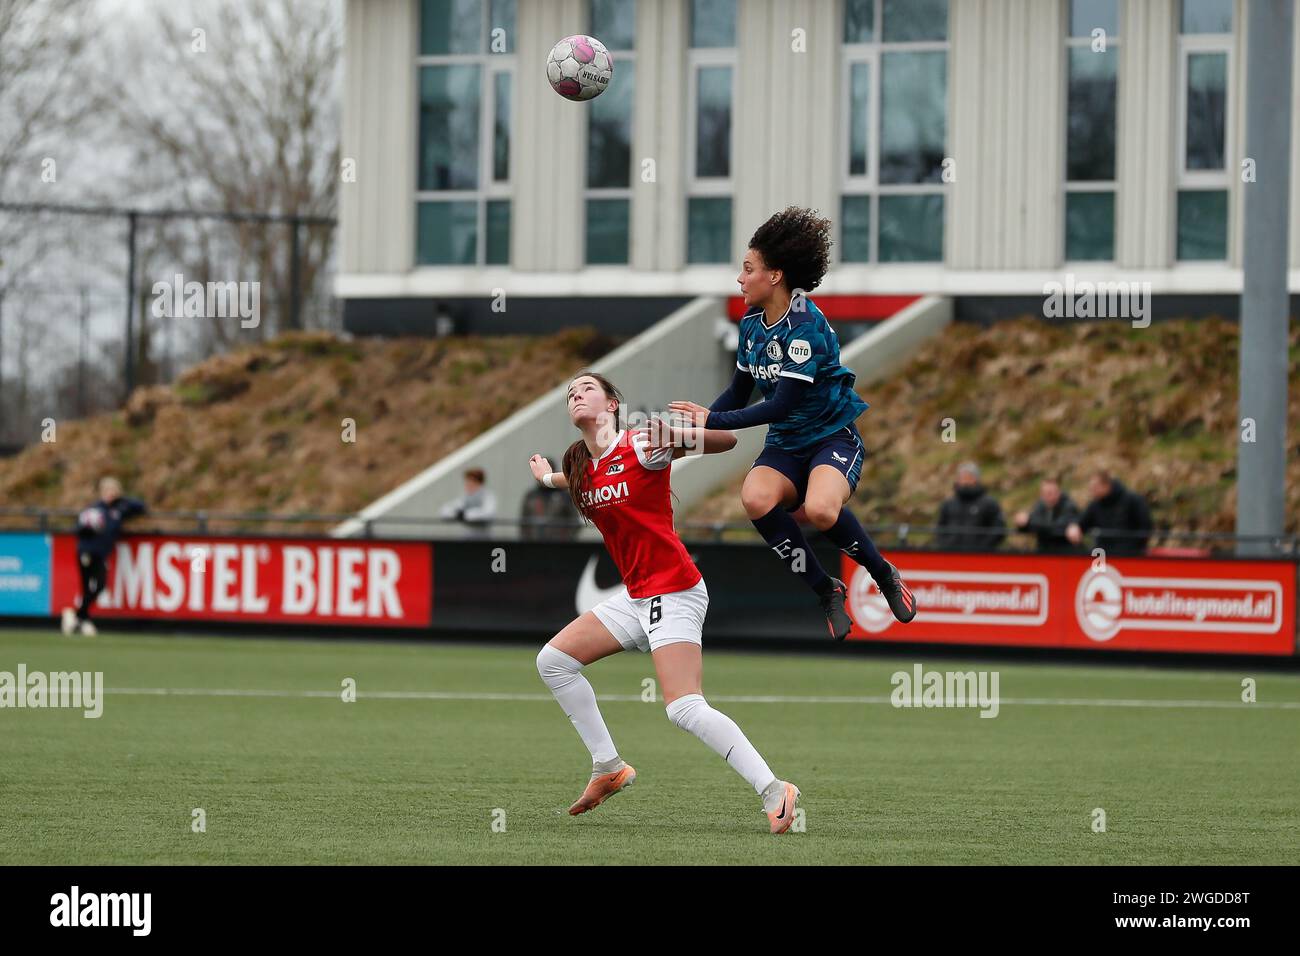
[{"left": 591, "top": 579, "right": 708, "bottom": 653}]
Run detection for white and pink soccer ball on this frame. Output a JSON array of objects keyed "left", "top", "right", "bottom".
[
  {"left": 78, "top": 507, "right": 105, "bottom": 533},
  {"left": 546, "top": 34, "right": 613, "bottom": 101}
]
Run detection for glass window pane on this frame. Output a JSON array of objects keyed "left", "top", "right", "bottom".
[
  {"left": 486, "top": 200, "right": 510, "bottom": 264},
  {"left": 1186, "top": 53, "right": 1227, "bottom": 171},
  {"left": 841, "top": 195, "right": 872, "bottom": 262},
  {"left": 882, "top": 0, "right": 947, "bottom": 42},
  {"left": 1065, "top": 191, "right": 1115, "bottom": 260},
  {"left": 588, "top": 61, "right": 635, "bottom": 188},
  {"left": 849, "top": 63, "right": 870, "bottom": 176},
  {"left": 493, "top": 72, "right": 511, "bottom": 181},
  {"left": 417, "top": 201, "right": 478, "bottom": 265},
  {"left": 1181, "top": 0, "right": 1233, "bottom": 34},
  {"left": 691, "top": 0, "right": 735, "bottom": 47},
  {"left": 687, "top": 197, "right": 732, "bottom": 263},
  {"left": 1177, "top": 190, "right": 1228, "bottom": 260},
  {"left": 879, "top": 52, "right": 947, "bottom": 185},
  {"left": 489, "top": 0, "right": 515, "bottom": 53},
  {"left": 696, "top": 66, "right": 732, "bottom": 178},
  {"left": 586, "top": 198, "right": 630, "bottom": 264},
  {"left": 1069, "top": 0, "right": 1118, "bottom": 38},
  {"left": 419, "top": 66, "right": 481, "bottom": 191},
  {"left": 1067, "top": 47, "right": 1117, "bottom": 181},
  {"left": 878, "top": 194, "right": 943, "bottom": 261},
  {"left": 421, "top": 0, "right": 481, "bottom": 55},
  {"left": 844, "top": 0, "right": 874, "bottom": 43},
  {"left": 592, "top": 0, "right": 636, "bottom": 50}
]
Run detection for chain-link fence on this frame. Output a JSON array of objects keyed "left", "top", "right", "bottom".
[{"left": 0, "top": 201, "right": 338, "bottom": 450}]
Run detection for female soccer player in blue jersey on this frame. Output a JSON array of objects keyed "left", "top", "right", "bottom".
[{"left": 670, "top": 207, "right": 915, "bottom": 639}]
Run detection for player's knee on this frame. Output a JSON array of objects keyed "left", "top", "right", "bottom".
[
  {"left": 803, "top": 498, "right": 840, "bottom": 530},
  {"left": 536, "top": 643, "right": 581, "bottom": 681},
  {"left": 665, "top": 693, "right": 706, "bottom": 732},
  {"left": 741, "top": 485, "right": 778, "bottom": 520}
]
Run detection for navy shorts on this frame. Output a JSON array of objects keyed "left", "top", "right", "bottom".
[{"left": 752, "top": 423, "right": 865, "bottom": 507}]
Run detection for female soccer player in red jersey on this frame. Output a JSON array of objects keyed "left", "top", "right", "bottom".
[{"left": 527, "top": 371, "right": 801, "bottom": 834}]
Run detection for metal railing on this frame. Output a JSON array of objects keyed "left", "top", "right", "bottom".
[{"left": 2, "top": 507, "right": 1295, "bottom": 557}]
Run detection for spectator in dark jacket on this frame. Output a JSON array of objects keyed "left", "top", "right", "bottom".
[
  {"left": 61, "top": 476, "right": 147, "bottom": 637},
  {"left": 520, "top": 456, "right": 580, "bottom": 541},
  {"left": 936, "top": 462, "right": 1006, "bottom": 551},
  {"left": 1013, "top": 478, "right": 1081, "bottom": 553},
  {"left": 1066, "top": 470, "right": 1152, "bottom": 556}
]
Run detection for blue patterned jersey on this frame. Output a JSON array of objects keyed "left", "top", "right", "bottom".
[{"left": 735, "top": 297, "right": 869, "bottom": 451}]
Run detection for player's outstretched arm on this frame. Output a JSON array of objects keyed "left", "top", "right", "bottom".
[
  {"left": 708, "top": 366, "right": 756, "bottom": 413},
  {"left": 669, "top": 376, "right": 810, "bottom": 431},
  {"left": 634, "top": 421, "right": 735, "bottom": 460},
  {"left": 528, "top": 454, "right": 568, "bottom": 489},
  {"left": 660, "top": 426, "right": 737, "bottom": 460}
]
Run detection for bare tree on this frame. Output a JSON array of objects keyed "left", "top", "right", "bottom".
[
  {"left": 108, "top": 0, "right": 341, "bottom": 349},
  {"left": 0, "top": 0, "right": 108, "bottom": 444}
]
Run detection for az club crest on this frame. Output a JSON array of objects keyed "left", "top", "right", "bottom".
[{"left": 606, "top": 462, "right": 625, "bottom": 475}]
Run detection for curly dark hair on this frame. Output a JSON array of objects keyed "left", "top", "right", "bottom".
[{"left": 747, "top": 206, "right": 834, "bottom": 295}]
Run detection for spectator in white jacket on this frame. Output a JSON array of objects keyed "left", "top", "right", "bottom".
[{"left": 440, "top": 468, "right": 497, "bottom": 536}]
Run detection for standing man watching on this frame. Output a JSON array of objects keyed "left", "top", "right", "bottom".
[{"left": 60, "top": 477, "right": 147, "bottom": 637}]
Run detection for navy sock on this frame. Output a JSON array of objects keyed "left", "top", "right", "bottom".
[
  {"left": 752, "top": 506, "right": 832, "bottom": 595},
  {"left": 823, "top": 507, "right": 891, "bottom": 583}
]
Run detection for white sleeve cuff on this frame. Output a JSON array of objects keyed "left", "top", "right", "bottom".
[{"left": 631, "top": 430, "right": 673, "bottom": 470}]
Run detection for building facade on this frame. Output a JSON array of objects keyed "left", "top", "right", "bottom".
[{"left": 339, "top": 0, "right": 1300, "bottom": 331}]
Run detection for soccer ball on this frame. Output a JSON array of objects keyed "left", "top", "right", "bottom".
[
  {"left": 546, "top": 35, "right": 613, "bottom": 101},
  {"left": 78, "top": 507, "right": 105, "bottom": 533}
]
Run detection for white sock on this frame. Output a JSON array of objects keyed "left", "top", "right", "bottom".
[
  {"left": 536, "top": 645, "right": 619, "bottom": 765},
  {"left": 760, "top": 778, "right": 787, "bottom": 814},
  {"left": 665, "top": 694, "right": 777, "bottom": 798}
]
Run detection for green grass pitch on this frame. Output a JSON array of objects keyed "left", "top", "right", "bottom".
[{"left": 1, "top": 627, "right": 1297, "bottom": 865}]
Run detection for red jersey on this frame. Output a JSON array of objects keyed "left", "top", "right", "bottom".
[{"left": 580, "top": 429, "right": 702, "bottom": 599}]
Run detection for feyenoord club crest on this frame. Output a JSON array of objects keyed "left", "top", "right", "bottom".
[{"left": 765, "top": 339, "right": 783, "bottom": 361}]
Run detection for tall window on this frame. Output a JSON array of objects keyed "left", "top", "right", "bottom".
[
  {"left": 841, "top": 0, "right": 949, "bottom": 263},
  {"left": 1176, "top": 0, "right": 1232, "bottom": 260},
  {"left": 416, "top": 0, "right": 516, "bottom": 266},
  {"left": 1064, "top": 0, "right": 1119, "bottom": 261},
  {"left": 586, "top": 0, "right": 636, "bottom": 264},
  {"left": 686, "top": 0, "right": 736, "bottom": 264}
]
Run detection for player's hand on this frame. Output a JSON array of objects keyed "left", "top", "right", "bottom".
[
  {"left": 635, "top": 416, "right": 678, "bottom": 449},
  {"left": 667, "top": 401, "right": 710, "bottom": 427},
  {"left": 528, "top": 454, "right": 553, "bottom": 482}
]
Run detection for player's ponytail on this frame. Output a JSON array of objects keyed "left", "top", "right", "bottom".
[
  {"left": 562, "top": 439, "right": 594, "bottom": 522},
  {"left": 562, "top": 370, "right": 624, "bottom": 522}
]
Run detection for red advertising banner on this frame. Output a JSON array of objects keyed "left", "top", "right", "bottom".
[
  {"left": 843, "top": 552, "right": 1297, "bottom": 656},
  {"left": 51, "top": 534, "right": 432, "bottom": 628}
]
